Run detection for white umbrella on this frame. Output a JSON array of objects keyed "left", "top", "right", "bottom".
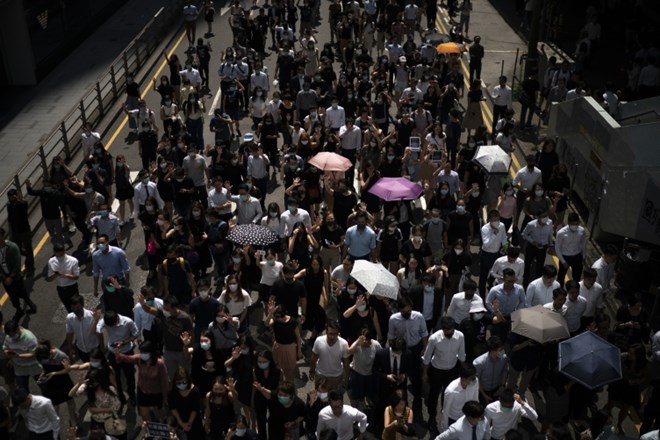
[
  {"left": 511, "top": 305, "right": 570, "bottom": 343},
  {"left": 472, "top": 144, "right": 512, "bottom": 174},
  {"left": 350, "top": 260, "right": 400, "bottom": 300}
]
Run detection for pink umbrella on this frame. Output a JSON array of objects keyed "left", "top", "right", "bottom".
[
  {"left": 368, "top": 177, "right": 424, "bottom": 201},
  {"left": 308, "top": 152, "right": 353, "bottom": 172}
]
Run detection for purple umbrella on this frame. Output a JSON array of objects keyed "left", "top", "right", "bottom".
[{"left": 368, "top": 177, "right": 424, "bottom": 201}]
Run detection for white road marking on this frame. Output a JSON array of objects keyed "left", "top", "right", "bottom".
[{"left": 208, "top": 86, "right": 223, "bottom": 115}]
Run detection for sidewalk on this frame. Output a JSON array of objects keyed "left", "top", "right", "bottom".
[{"left": 0, "top": 0, "right": 171, "bottom": 190}]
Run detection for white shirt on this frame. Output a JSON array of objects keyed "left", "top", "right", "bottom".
[
  {"left": 208, "top": 187, "right": 232, "bottom": 214},
  {"left": 422, "top": 330, "right": 466, "bottom": 370},
  {"left": 82, "top": 131, "right": 101, "bottom": 154},
  {"left": 447, "top": 292, "right": 485, "bottom": 325},
  {"left": 525, "top": 277, "right": 560, "bottom": 307},
  {"left": 591, "top": 257, "right": 614, "bottom": 293},
  {"left": 485, "top": 400, "right": 538, "bottom": 439},
  {"left": 312, "top": 335, "right": 350, "bottom": 377},
  {"left": 279, "top": 208, "right": 312, "bottom": 238},
  {"left": 491, "top": 85, "right": 513, "bottom": 109},
  {"left": 443, "top": 378, "right": 480, "bottom": 428},
  {"left": 47, "top": 254, "right": 80, "bottom": 287},
  {"left": 436, "top": 416, "right": 491, "bottom": 440},
  {"left": 555, "top": 225, "right": 587, "bottom": 262},
  {"left": 512, "top": 167, "right": 542, "bottom": 191},
  {"left": 325, "top": 106, "right": 346, "bottom": 129},
  {"left": 20, "top": 395, "right": 60, "bottom": 439},
  {"left": 65, "top": 309, "right": 100, "bottom": 353},
  {"left": 90, "top": 213, "right": 121, "bottom": 242},
  {"left": 339, "top": 124, "right": 362, "bottom": 150},
  {"left": 134, "top": 298, "right": 163, "bottom": 332},
  {"left": 437, "top": 170, "right": 461, "bottom": 194},
  {"left": 490, "top": 256, "right": 524, "bottom": 285},
  {"left": 316, "top": 405, "right": 368, "bottom": 440},
  {"left": 480, "top": 223, "right": 507, "bottom": 253},
  {"left": 134, "top": 181, "right": 164, "bottom": 208},
  {"left": 564, "top": 296, "right": 587, "bottom": 332},
  {"left": 180, "top": 68, "right": 202, "bottom": 87},
  {"left": 218, "top": 289, "right": 252, "bottom": 316},
  {"left": 250, "top": 70, "right": 270, "bottom": 92},
  {"left": 579, "top": 281, "right": 604, "bottom": 317},
  {"left": 543, "top": 301, "right": 568, "bottom": 316}
]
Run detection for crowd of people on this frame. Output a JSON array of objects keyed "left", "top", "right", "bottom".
[{"left": 1, "top": 1, "right": 660, "bottom": 440}]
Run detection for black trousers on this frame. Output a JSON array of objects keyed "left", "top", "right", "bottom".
[
  {"left": 108, "top": 349, "right": 136, "bottom": 402},
  {"left": 523, "top": 245, "right": 547, "bottom": 287},
  {"left": 557, "top": 253, "right": 583, "bottom": 287},
  {"left": 427, "top": 364, "right": 459, "bottom": 424},
  {"left": 57, "top": 284, "right": 79, "bottom": 313}
]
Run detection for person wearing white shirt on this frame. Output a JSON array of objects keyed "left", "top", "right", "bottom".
[
  {"left": 525, "top": 265, "right": 560, "bottom": 307},
  {"left": 490, "top": 76, "right": 513, "bottom": 129},
  {"left": 81, "top": 123, "right": 101, "bottom": 158},
  {"left": 543, "top": 287, "right": 568, "bottom": 316},
  {"left": 207, "top": 178, "right": 233, "bottom": 220},
  {"left": 563, "top": 280, "right": 587, "bottom": 334},
  {"left": 555, "top": 213, "right": 587, "bottom": 287},
  {"left": 310, "top": 321, "right": 351, "bottom": 393},
  {"left": 89, "top": 204, "right": 122, "bottom": 246},
  {"left": 521, "top": 217, "right": 554, "bottom": 287},
  {"left": 65, "top": 295, "right": 101, "bottom": 361},
  {"left": 325, "top": 100, "right": 346, "bottom": 130},
  {"left": 423, "top": 317, "right": 467, "bottom": 431},
  {"left": 512, "top": 156, "right": 542, "bottom": 214},
  {"left": 579, "top": 268, "right": 604, "bottom": 326},
  {"left": 490, "top": 247, "right": 524, "bottom": 286},
  {"left": 133, "top": 286, "right": 164, "bottom": 346},
  {"left": 249, "top": 64, "right": 269, "bottom": 93},
  {"left": 47, "top": 243, "right": 80, "bottom": 312},
  {"left": 443, "top": 363, "right": 480, "bottom": 429},
  {"left": 134, "top": 170, "right": 164, "bottom": 212},
  {"left": 338, "top": 118, "right": 362, "bottom": 183},
  {"left": 479, "top": 211, "right": 507, "bottom": 296},
  {"left": 484, "top": 390, "right": 537, "bottom": 440},
  {"left": 316, "top": 393, "right": 368, "bottom": 440},
  {"left": 473, "top": 337, "right": 509, "bottom": 402},
  {"left": 279, "top": 199, "right": 312, "bottom": 238},
  {"left": 13, "top": 389, "right": 60, "bottom": 440},
  {"left": 179, "top": 65, "right": 202, "bottom": 88},
  {"left": 591, "top": 244, "right": 618, "bottom": 296},
  {"left": 435, "top": 400, "right": 491, "bottom": 440},
  {"left": 446, "top": 280, "right": 483, "bottom": 326},
  {"left": 435, "top": 163, "right": 461, "bottom": 195}
]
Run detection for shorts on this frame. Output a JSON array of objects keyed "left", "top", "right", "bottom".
[{"left": 138, "top": 389, "right": 163, "bottom": 408}]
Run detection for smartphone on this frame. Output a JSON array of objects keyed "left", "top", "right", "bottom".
[
  {"left": 145, "top": 422, "right": 171, "bottom": 438},
  {"left": 409, "top": 136, "right": 421, "bottom": 152}
]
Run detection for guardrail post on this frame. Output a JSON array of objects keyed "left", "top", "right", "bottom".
[
  {"left": 135, "top": 40, "right": 142, "bottom": 68},
  {"left": 123, "top": 52, "right": 129, "bottom": 77},
  {"left": 13, "top": 175, "right": 21, "bottom": 193},
  {"left": 79, "top": 100, "right": 87, "bottom": 125},
  {"left": 60, "top": 122, "right": 71, "bottom": 161},
  {"left": 38, "top": 145, "right": 49, "bottom": 179},
  {"left": 96, "top": 82, "right": 104, "bottom": 116},
  {"left": 110, "top": 66, "right": 118, "bottom": 98}
]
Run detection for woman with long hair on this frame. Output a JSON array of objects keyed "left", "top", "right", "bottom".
[
  {"left": 397, "top": 254, "right": 423, "bottom": 293},
  {"left": 208, "top": 304, "right": 239, "bottom": 364},
  {"left": 191, "top": 329, "right": 225, "bottom": 394},
  {"left": 253, "top": 349, "right": 281, "bottom": 437},
  {"left": 287, "top": 221, "right": 319, "bottom": 269},
  {"left": 35, "top": 339, "right": 76, "bottom": 425},
  {"left": 382, "top": 389, "right": 415, "bottom": 440},
  {"left": 256, "top": 249, "right": 284, "bottom": 308},
  {"left": 218, "top": 274, "right": 252, "bottom": 334},
  {"left": 169, "top": 367, "right": 204, "bottom": 440},
  {"left": 69, "top": 369, "right": 123, "bottom": 439},
  {"left": 203, "top": 375, "right": 237, "bottom": 438},
  {"left": 224, "top": 335, "right": 255, "bottom": 426},
  {"left": 113, "top": 155, "right": 134, "bottom": 226},
  {"left": 295, "top": 254, "right": 330, "bottom": 340},
  {"left": 264, "top": 304, "right": 302, "bottom": 385}
]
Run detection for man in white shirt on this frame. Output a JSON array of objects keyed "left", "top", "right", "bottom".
[
  {"left": 81, "top": 122, "right": 101, "bottom": 158},
  {"left": 134, "top": 285, "right": 164, "bottom": 349},
  {"left": 490, "top": 76, "right": 513, "bottom": 131},
  {"left": 182, "top": 145, "right": 210, "bottom": 203},
  {"left": 525, "top": 265, "right": 560, "bottom": 307},
  {"left": 579, "top": 267, "right": 604, "bottom": 328},
  {"left": 316, "top": 392, "right": 368, "bottom": 440},
  {"left": 13, "top": 389, "right": 60, "bottom": 440},
  {"left": 435, "top": 162, "right": 461, "bottom": 195},
  {"left": 279, "top": 198, "right": 312, "bottom": 238},
  {"left": 484, "top": 389, "right": 537, "bottom": 440},
  {"left": 246, "top": 145, "right": 270, "bottom": 205},
  {"left": 490, "top": 247, "right": 524, "bottom": 286},
  {"left": 133, "top": 170, "right": 164, "bottom": 213},
  {"left": 179, "top": 64, "right": 202, "bottom": 89},
  {"left": 512, "top": 155, "right": 542, "bottom": 216},
  {"left": 447, "top": 280, "right": 483, "bottom": 326},
  {"left": 207, "top": 178, "right": 233, "bottom": 221},
  {"left": 65, "top": 294, "right": 100, "bottom": 361},
  {"left": 423, "top": 317, "right": 466, "bottom": 432},
  {"left": 338, "top": 118, "right": 362, "bottom": 183},
  {"left": 47, "top": 243, "right": 80, "bottom": 312},
  {"left": 249, "top": 63, "right": 269, "bottom": 93},
  {"left": 555, "top": 213, "right": 587, "bottom": 287},
  {"left": 543, "top": 287, "right": 568, "bottom": 316},
  {"left": 89, "top": 203, "right": 122, "bottom": 245},
  {"left": 310, "top": 321, "right": 351, "bottom": 393},
  {"left": 325, "top": 98, "right": 346, "bottom": 130},
  {"left": 521, "top": 216, "right": 554, "bottom": 287},
  {"left": 479, "top": 211, "right": 507, "bottom": 296},
  {"left": 563, "top": 280, "right": 587, "bottom": 334},
  {"left": 435, "top": 400, "right": 490, "bottom": 440},
  {"left": 443, "top": 363, "right": 480, "bottom": 429},
  {"left": 591, "top": 244, "right": 617, "bottom": 296},
  {"left": 182, "top": 1, "right": 199, "bottom": 43},
  {"left": 230, "top": 183, "right": 263, "bottom": 224}
]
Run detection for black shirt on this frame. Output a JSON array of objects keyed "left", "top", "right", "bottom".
[
  {"left": 268, "top": 396, "right": 306, "bottom": 438},
  {"left": 6, "top": 200, "right": 31, "bottom": 233},
  {"left": 270, "top": 279, "right": 307, "bottom": 318},
  {"left": 26, "top": 187, "right": 63, "bottom": 220}
]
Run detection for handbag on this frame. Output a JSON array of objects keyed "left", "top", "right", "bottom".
[
  {"left": 146, "top": 238, "right": 158, "bottom": 256},
  {"left": 103, "top": 413, "right": 127, "bottom": 436}
]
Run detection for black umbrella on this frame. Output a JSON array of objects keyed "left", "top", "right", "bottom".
[{"left": 227, "top": 223, "right": 279, "bottom": 247}]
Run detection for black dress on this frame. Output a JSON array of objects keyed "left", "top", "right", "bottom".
[
  {"left": 169, "top": 387, "right": 204, "bottom": 439},
  {"left": 303, "top": 268, "right": 327, "bottom": 334},
  {"left": 208, "top": 394, "right": 235, "bottom": 437},
  {"left": 114, "top": 165, "right": 135, "bottom": 201}
]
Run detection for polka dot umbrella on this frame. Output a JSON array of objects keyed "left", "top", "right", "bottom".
[{"left": 227, "top": 223, "right": 279, "bottom": 247}]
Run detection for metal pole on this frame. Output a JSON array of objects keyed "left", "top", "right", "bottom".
[
  {"left": 96, "top": 82, "right": 104, "bottom": 117},
  {"left": 110, "top": 66, "right": 118, "bottom": 98},
  {"left": 525, "top": 0, "right": 543, "bottom": 77},
  {"left": 500, "top": 60, "right": 504, "bottom": 77},
  {"left": 60, "top": 121, "right": 71, "bottom": 161},
  {"left": 123, "top": 52, "right": 129, "bottom": 77},
  {"left": 79, "top": 100, "right": 87, "bottom": 125},
  {"left": 135, "top": 41, "right": 142, "bottom": 68},
  {"left": 38, "top": 145, "right": 49, "bottom": 179}
]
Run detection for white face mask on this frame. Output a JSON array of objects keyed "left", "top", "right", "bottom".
[
  {"left": 199, "top": 290, "right": 209, "bottom": 299},
  {"left": 491, "top": 221, "right": 500, "bottom": 229},
  {"left": 455, "top": 248, "right": 464, "bottom": 255}
]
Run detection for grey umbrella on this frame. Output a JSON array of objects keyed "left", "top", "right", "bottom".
[
  {"left": 472, "top": 144, "right": 512, "bottom": 174},
  {"left": 559, "top": 331, "right": 622, "bottom": 389},
  {"left": 350, "top": 260, "right": 400, "bottom": 300}
]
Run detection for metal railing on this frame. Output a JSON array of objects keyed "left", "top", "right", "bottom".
[{"left": 0, "top": 1, "right": 189, "bottom": 232}]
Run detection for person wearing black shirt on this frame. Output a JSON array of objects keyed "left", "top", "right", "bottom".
[
  {"left": 269, "top": 263, "right": 307, "bottom": 319},
  {"left": 254, "top": 381, "right": 305, "bottom": 440},
  {"left": 172, "top": 167, "right": 196, "bottom": 218},
  {"left": 6, "top": 189, "right": 34, "bottom": 272},
  {"left": 25, "top": 178, "right": 69, "bottom": 247},
  {"left": 519, "top": 73, "right": 541, "bottom": 130}
]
